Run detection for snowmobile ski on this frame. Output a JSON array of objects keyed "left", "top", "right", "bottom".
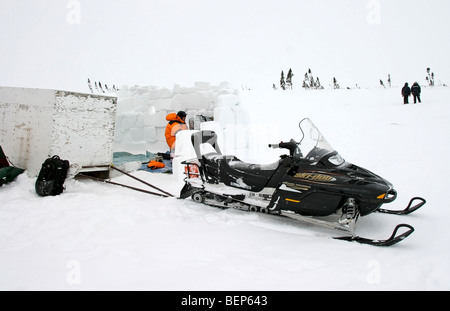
[
  {"left": 376, "top": 197, "right": 426, "bottom": 215},
  {"left": 193, "top": 191, "right": 416, "bottom": 247},
  {"left": 334, "top": 224, "right": 415, "bottom": 247}
]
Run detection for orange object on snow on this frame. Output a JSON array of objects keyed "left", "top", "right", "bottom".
[{"left": 147, "top": 160, "right": 165, "bottom": 170}]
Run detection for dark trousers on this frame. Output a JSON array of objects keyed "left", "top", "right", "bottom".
[
  {"left": 403, "top": 96, "right": 409, "bottom": 104},
  {"left": 413, "top": 94, "right": 421, "bottom": 103}
]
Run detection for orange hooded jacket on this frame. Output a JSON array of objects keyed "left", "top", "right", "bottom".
[{"left": 165, "top": 113, "right": 188, "bottom": 150}]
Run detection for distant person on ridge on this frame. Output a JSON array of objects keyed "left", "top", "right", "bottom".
[
  {"left": 401, "top": 83, "right": 411, "bottom": 104},
  {"left": 411, "top": 82, "right": 422, "bottom": 104},
  {"left": 165, "top": 111, "right": 188, "bottom": 157}
]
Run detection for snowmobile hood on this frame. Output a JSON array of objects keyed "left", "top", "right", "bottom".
[{"left": 166, "top": 113, "right": 184, "bottom": 123}]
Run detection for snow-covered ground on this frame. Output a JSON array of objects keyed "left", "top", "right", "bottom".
[{"left": 1, "top": 86, "right": 449, "bottom": 291}]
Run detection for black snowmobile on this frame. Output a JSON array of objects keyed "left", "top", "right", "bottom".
[{"left": 180, "top": 118, "right": 426, "bottom": 246}]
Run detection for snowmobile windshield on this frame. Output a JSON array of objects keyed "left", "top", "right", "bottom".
[{"left": 297, "top": 118, "right": 345, "bottom": 165}]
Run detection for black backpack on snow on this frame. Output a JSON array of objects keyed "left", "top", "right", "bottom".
[{"left": 35, "top": 155, "right": 70, "bottom": 196}]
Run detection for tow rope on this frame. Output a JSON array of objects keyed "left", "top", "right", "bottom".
[{"left": 80, "top": 164, "right": 175, "bottom": 198}]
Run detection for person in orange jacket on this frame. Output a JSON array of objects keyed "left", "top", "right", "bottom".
[{"left": 165, "top": 111, "right": 188, "bottom": 154}]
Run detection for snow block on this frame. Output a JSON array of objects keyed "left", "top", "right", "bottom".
[
  {"left": 143, "top": 126, "right": 157, "bottom": 143},
  {"left": 115, "top": 82, "right": 239, "bottom": 157},
  {"left": 115, "top": 113, "right": 137, "bottom": 129},
  {"left": 149, "top": 98, "right": 173, "bottom": 111},
  {"left": 155, "top": 127, "right": 167, "bottom": 143},
  {"left": 172, "top": 92, "right": 214, "bottom": 111},
  {"left": 195, "top": 81, "right": 211, "bottom": 90},
  {"left": 172, "top": 155, "right": 190, "bottom": 182},
  {"left": 214, "top": 106, "right": 236, "bottom": 128},
  {"left": 135, "top": 113, "right": 145, "bottom": 129},
  {"left": 134, "top": 95, "right": 152, "bottom": 112},
  {"left": 174, "top": 130, "right": 199, "bottom": 158},
  {"left": 0, "top": 86, "right": 117, "bottom": 177},
  {"left": 144, "top": 110, "right": 168, "bottom": 128},
  {"left": 130, "top": 128, "right": 145, "bottom": 142},
  {"left": 216, "top": 94, "right": 239, "bottom": 107},
  {"left": 116, "top": 97, "right": 135, "bottom": 114}
]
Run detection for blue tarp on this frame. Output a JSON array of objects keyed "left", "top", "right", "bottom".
[
  {"left": 113, "top": 152, "right": 150, "bottom": 166},
  {"left": 113, "top": 152, "right": 173, "bottom": 174}
]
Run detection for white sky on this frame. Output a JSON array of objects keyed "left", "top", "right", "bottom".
[{"left": 1, "top": 0, "right": 449, "bottom": 92}]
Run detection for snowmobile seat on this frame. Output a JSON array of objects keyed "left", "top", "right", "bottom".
[
  {"left": 191, "top": 131, "right": 280, "bottom": 192},
  {"left": 202, "top": 153, "right": 280, "bottom": 192},
  {"left": 226, "top": 156, "right": 280, "bottom": 177}
]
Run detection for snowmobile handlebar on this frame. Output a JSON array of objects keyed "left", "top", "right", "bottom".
[{"left": 269, "top": 140, "right": 298, "bottom": 156}]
